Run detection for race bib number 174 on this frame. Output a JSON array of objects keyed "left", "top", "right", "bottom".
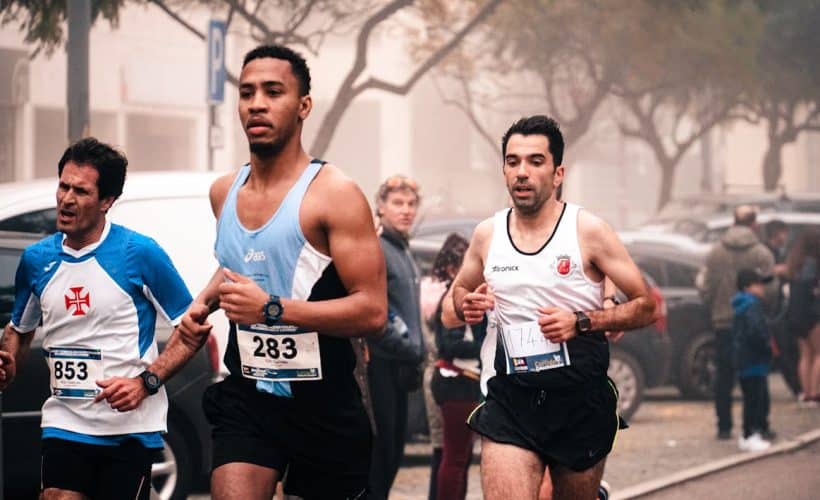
[{"left": 500, "top": 321, "right": 571, "bottom": 374}]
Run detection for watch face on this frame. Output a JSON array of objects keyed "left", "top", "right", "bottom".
[
  {"left": 147, "top": 374, "right": 160, "bottom": 388},
  {"left": 266, "top": 302, "right": 282, "bottom": 317}
]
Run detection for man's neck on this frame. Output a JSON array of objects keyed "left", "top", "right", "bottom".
[
  {"left": 248, "top": 139, "right": 310, "bottom": 188},
  {"left": 512, "top": 197, "right": 564, "bottom": 233},
  {"left": 64, "top": 221, "right": 107, "bottom": 251}
]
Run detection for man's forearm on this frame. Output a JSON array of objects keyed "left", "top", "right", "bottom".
[
  {"left": 1, "top": 324, "right": 33, "bottom": 366},
  {"left": 587, "top": 295, "right": 656, "bottom": 332},
  {"left": 148, "top": 327, "right": 208, "bottom": 383},
  {"left": 442, "top": 287, "right": 467, "bottom": 328}
]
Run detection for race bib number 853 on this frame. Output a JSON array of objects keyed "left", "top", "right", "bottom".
[{"left": 47, "top": 347, "right": 103, "bottom": 399}]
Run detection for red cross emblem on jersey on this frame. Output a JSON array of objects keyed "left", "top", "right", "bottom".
[{"left": 64, "top": 286, "right": 91, "bottom": 316}]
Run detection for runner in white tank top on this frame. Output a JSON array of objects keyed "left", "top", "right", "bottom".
[{"left": 440, "top": 116, "right": 656, "bottom": 500}]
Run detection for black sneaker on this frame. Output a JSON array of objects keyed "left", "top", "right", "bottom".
[{"left": 717, "top": 430, "right": 732, "bottom": 440}]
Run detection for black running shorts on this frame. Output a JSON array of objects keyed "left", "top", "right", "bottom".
[
  {"left": 203, "top": 375, "right": 372, "bottom": 499},
  {"left": 467, "top": 375, "right": 621, "bottom": 471},
  {"left": 41, "top": 438, "right": 153, "bottom": 499}
]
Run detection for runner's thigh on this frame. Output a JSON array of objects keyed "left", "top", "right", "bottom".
[
  {"left": 481, "top": 437, "right": 544, "bottom": 500},
  {"left": 549, "top": 458, "right": 606, "bottom": 500}
]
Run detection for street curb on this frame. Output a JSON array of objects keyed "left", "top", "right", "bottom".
[{"left": 611, "top": 427, "right": 820, "bottom": 500}]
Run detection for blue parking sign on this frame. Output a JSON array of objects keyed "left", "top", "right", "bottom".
[{"left": 207, "top": 20, "right": 226, "bottom": 104}]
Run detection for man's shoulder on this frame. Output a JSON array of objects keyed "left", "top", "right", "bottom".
[
  {"left": 20, "top": 234, "right": 61, "bottom": 269},
  {"left": 312, "top": 163, "right": 361, "bottom": 196}
]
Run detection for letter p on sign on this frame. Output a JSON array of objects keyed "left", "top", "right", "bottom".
[{"left": 208, "top": 20, "right": 226, "bottom": 104}]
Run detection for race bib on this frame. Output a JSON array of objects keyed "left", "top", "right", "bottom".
[
  {"left": 47, "top": 347, "right": 103, "bottom": 399},
  {"left": 500, "top": 320, "right": 571, "bottom": 374},
  {"left": 237, "top": 324, "right": 322, "bottom": 382}
]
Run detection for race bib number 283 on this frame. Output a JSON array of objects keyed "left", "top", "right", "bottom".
[
  {"left": 47, "top": 347, "right": 103, "bottom": 399},
  {"left": 238, "top": 324, "right": 322, "bottom": 382}
]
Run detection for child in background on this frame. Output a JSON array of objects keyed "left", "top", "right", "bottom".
[{"left": 732, "top": 268, "right": 775, "bottom": 452}]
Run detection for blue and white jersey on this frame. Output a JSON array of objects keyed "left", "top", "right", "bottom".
[
  {"left": 10, "top": 221, "right": 192, "bottom": 446},
  {"left": 216, "top": 160, "right": 360, "bottom": 404}
]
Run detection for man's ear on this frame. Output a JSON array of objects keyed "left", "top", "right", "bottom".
[
  {"left": 554, "top": 165, "right": 565, "bottom": 187},
  {"left": 100, "top": 196, "right": 116, "bottom": 213},
  {"left": 299, "top": 94, "right": 313, "bottom": 121}
]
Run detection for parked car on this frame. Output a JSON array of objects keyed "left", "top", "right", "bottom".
[
  {"left": 0, "top": 231, "right": 220, "bottom": 500},
  {"left": 410, "top": 228, "right": 672, "bottom": 420},
  {"left": 640, "top": 191, "right": 820, "bottom": 234},
  {"left": 694, "top": 211, "right": 820, "bottom": 245},
  {"left": 623, "top": 237, "right": 716, "bottom": 399}
]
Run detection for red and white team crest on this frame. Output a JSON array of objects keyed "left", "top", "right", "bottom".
[
  {"left": 554, "top": 254, "right": 575, "bottom": 277},
  {"left": 64, "top": 286, "right": 91, "bottom": 316}
]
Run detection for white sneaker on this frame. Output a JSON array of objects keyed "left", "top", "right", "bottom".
[
  {"left": 797, "top": 394, "right": 819, "bottom": 408},
  {"left": 738, "top": 433, "right": 771, "bottom": 452}
]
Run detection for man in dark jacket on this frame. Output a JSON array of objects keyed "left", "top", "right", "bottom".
[
  {"left": 700, "top": 205, "right": 775, "bottom": 440},
  {"left": 732, "top": 268, "right": 774, "bottom": 451},
  {"left": 368, "top": 175, "right": 424, "bottom": 500}
]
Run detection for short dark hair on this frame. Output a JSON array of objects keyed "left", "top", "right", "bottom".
[
  {"left": 57, "top": 137, "right": 127, "bottom": 201},
  {"left": 501, "top": 115, "right": 564, "bottom": 166},
  {"left": 243, "top": 44, "right": 311, "bottom": 96},
  {"left": 765, "top": 219, "right": 788, "bottom": 240}
]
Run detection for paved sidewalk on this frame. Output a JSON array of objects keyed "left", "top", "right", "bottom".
[{"left": 389, "top": 375, "right": 820, "bottom": 499}]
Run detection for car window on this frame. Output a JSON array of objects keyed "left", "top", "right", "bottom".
[
  {"left": 0, "top": 248, "right": 22, "bottom": 325},
  {"left": 666, "top": 261, "right": 698, "bottom": 288},
  {"left": 0, "top": 209, "right": 57, "bottom": 234},
  {"left": 108, "top": 196, "right": 219, "bottom": 294}
]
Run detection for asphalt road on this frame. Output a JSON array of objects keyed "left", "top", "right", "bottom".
[{"left": 639, "top": 438, "right": 820, "bottom": 500}]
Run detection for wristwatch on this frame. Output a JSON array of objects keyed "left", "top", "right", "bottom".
[
  {"left": 139, "top": 370, "right": 162, "bottom": 395},
  {"left": 263, "top": 295, "right": 284, "bottom": 326},
  {"left": 574, "top": 311, "right": 592, "bottom": 334}
]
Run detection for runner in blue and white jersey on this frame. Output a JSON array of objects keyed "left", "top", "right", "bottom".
[{"left": 0, "top": 138, "right": 206, "bottom": 500}]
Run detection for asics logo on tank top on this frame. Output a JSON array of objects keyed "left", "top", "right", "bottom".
[
  {"left": 64, "top": 286, "right": 91, "bottom": 316},
  {"left": 553, "top": 254, "right": 576, "bottom": 277},
  {"left": 492, "top": 265, "right": 519, "bottom": 272},
  {"left": 244, "top": 249, "right": 267, "bottom": 263}
]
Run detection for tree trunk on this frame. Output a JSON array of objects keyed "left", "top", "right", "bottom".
[
  {"left": 656, "top": 163, "right": 676, "bottom": 212},
  {"left": 762, "top": 139, "right": 784, "bottom": 191}
]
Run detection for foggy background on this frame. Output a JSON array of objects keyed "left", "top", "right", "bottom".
[{"left": 1, "top": 0, "right": 819, "bottom": 228}]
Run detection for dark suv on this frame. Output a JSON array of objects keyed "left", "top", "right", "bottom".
[{"left": 0, "top": 231, "right": 217, "bottom": 500}]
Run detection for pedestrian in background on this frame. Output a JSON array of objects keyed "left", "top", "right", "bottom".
[
  {"left": 763, "top": 219, "right": 802, "bottom": 399},
  {"left": 429, "top": 233, "right": 483, "bottom": 500},
  {"left": 700, "top": 205, "right": 776, "bottom": 440},
  {"left": 784, "top": 228, "right": 820, "bottom": 407},
  {"left": 732, "top": 268, "right": 775, "bottom": 451},
  {"left": 368, "top": 175, "right": 425, "bottom": 500},
  {"left": 420, "top": 272, "right": 448, "bottom": 500}
]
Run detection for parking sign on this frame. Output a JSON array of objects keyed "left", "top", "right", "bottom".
[{"left": 207, "top": 20, "right": 226, "bottom": 103}]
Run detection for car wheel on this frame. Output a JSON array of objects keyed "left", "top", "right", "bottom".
[
  {"left": 608, "top": 348, "right": 645, "bottom": 421},
  {"left": 150, "top": 420, "right": 193, "bottom": 500},
  {"left": 677, "top": 332, "right": 716, "bottom": 400}
]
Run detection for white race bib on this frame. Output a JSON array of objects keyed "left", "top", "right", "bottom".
[
  {"left": 47, "top": 347, "right": 103, "bottom": 399},
  {"left": 500, "top": 320, "right": 571, "bottom": 374},
  {"left": 237, "top": 324, "right": 322, "bottom": 382}
]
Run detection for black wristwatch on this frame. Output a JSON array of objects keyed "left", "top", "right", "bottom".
[
  {"left": 574, "top": 311, "right": 592, "bottom": 334},
  {"left": 263, "top": 295, "right": 284, "bottom": 326},
  {"left": 139, "top": 370, "right": 162, "bottom": 395}
]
